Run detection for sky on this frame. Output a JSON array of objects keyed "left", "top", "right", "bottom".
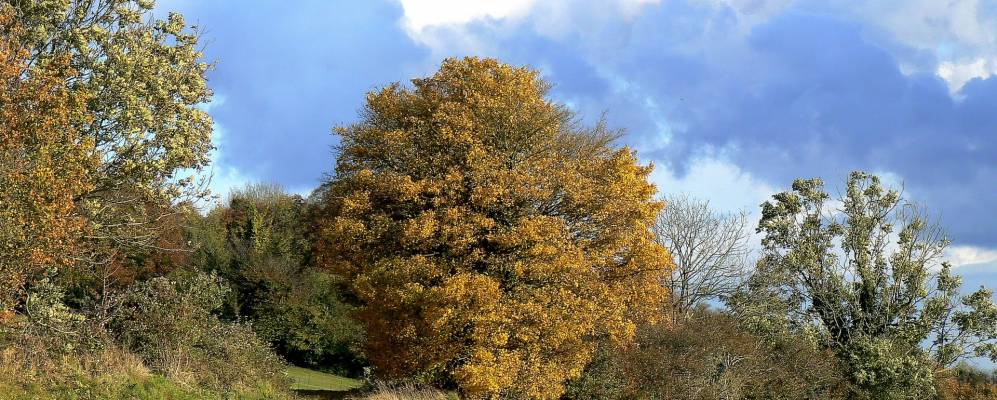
[{"left": 158, "top": 0, "right": 997, "bottom": 286}]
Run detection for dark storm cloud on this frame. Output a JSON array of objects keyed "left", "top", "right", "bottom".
[
  {"left": 162, "top": 0, "right": 996, "bottom": 246},
  {"left": 439, "top": 5, "right": 997, "bottom": 246}
]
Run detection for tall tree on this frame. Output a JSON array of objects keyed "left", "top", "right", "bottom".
[
  {"left": 314, "top": 57, "right": 672, "bottom": 399},
  {"left": 5, "top": 0, "right": 214, "bottom": 312},
  {"left": 8, "top": 0, "right": 211, "bottom": 250},
  {"left": 736, "top": 171, "right": 997, "bottom": 398},
  {"left": 0, "top": 6, "right": 96, "bottom": 315},
  {"left": 654, "top": 194, "right": 750, "bottom": 322}
]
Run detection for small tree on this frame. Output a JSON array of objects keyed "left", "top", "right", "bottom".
[
  {"left": 113, "top": 271, "right": 287, "bottom": 390},
  {"left": 738, "top": 171, "right": 997, "bottom": 398},
  {"left": 654, "top": 194, "right": 750, "bottom": 321},
  {"left": 314, "top": 57, "right": 671, "bottom": 399}
]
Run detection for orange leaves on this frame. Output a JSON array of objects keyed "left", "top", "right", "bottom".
[
  {"left": 315, "top": 57, "right": 673, "bottom": 398},
  {"left": 0, "top": 7, "right": 96, "bottom": 312}
]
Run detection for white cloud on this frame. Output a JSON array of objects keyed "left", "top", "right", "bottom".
[
  {"left": 946, "top": 245, "right": 997, "bottom": 268},
  {"left": 396, "top": 0, "right": 536, "bottom": 34},
  {"left": 937, "top": 57, "right": 997, "bottom": 94},
  {"left": 396, "top": 0, "right": 665, "bottom": 52},
  {"left": 822, "top": 0, "right": 997, "bottom": 91},
  {"left": 649, "top": 156, "right": 777, "bottom": 215}
]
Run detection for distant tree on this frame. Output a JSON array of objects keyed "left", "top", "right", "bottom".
[
  {"left": 313, "top": 57, "right": 672, "bottom": 399},
  {"left": 189, "top": 183, "right": 364, "bottom": 373},
  {"left": 654, "top": 194, "right": 750, "bottom": 321},
  {"left": 735, "top": 171, "right": 997, "bottom": 398},
  {"left": 937, "top": 364, "right": 997, "bottom": 400},
  {"left": 0, "top": 6, "right": 96, "bottom": 315}
]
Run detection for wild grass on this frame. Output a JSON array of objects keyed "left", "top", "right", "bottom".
[{"left": 353, "top": 383, "right": 454, "bottom": 400}]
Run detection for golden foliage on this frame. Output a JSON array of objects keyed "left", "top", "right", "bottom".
[
  {"left": 315, "top": 57, "right": 672, "bottom": 399},
  {"left": 11, "top": 0, "right": 215, "bottom": 277},
  {"left": 936, "top": 367, "right": 997, "bottom": 400},
  {"left": 0, "top": 7, "right": 96, "bottom": 313}
]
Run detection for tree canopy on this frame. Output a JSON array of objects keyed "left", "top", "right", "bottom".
[
  {"left": 314, "top": 57, "right": 672, "bottom": 399},
  {"left": 9, "top": 0, "right": 213, "bottom": 271},
  {"left": 0, "top": 6, "right": 95, "bottom": 314},
  {"left": 734, "top": 171, "right": 997, "bottom": 398}
]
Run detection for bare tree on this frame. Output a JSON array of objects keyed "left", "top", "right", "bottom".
[{"left": 655, "top": 194, "right": 751, "bottom": 321}]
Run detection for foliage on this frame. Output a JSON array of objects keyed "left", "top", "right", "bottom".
[
  {"left": 10, "top": 0, "right": 213, "bottom": 203},
  {"left": 7, "top": 0, "right": 214, "bottom": 310},
  {"left": 314, "top": 57, "right": 671, "bottom": 399},
  {"left": 0, "top": 326, "right": 292, "bottom": 400},
  {"left": 937, "top": 364, "right": 997, "bottom": 400},
  {"left": 737, "top": 171, "right": 997, "bottom": 398},
  {"left": 0, "top": 5, "right": 96, "bottom": 314},
  {"left": 654, "top": 193, "right": 750, "bottom": 322},
  {"left": 1, "top": 2, "right": 313, "bottom": 398},
  {"left": 111, "top": 271, "right": 288, "bottom": 391},
  {"left": 189, "top": 183, "right": 365, "bottom": 372},
  {"left": 565, "top": 309, "right": 847, "bottom": 400}
]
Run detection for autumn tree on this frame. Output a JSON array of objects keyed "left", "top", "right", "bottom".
[
  {"left": 735, "top": 171, "right": 997, "bottom": 398},
  {"left": 0, "top": 6, "right": 96, "bottom": 315},
  {"left": 314, "top": 57, "right": 671, "bottom": 399},
  {"left": 6, "top": 0, "right": 214, "bottom": 297},
  {"left": 937, "top": 364, "right": 997, "bottom": 400},
  {"left": 654, "top": 194, "right": 750, "bottom": 322}
]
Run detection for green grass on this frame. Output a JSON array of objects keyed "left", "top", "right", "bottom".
[{"left": 286, "top": 366, "right": 362, "bottom": 392}]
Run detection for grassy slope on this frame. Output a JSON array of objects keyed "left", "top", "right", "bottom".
[
  {"left": 0, "top": 374, "right": 289, "bottom": 400},
  {"left": 1, "top": 366, "right": 359, "bottom": 399},
  {"left": 287, "top": 366, "right": 363, "bottom": 391}
]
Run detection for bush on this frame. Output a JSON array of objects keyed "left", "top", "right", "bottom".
[
  {"left": 937, "top": 364, "right": 997, "bottom": 400},
  {"left": 565, "top": 310, "right": 848, "bottom": 399},
  {"left": 112, "top": 271, "right": 288, "bottom": 392},
  {"left": 251, "top": 269, "right": 365, "bottom": 373}
]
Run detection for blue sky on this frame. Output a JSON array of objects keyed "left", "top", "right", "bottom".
[{"left": 159, "top": 0, "right": 997, "bottom": 283}]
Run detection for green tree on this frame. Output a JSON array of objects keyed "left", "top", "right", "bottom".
[
  {"left": 6, "top": 0, "right": 214, "bottom": 300},
  {"left": 189, "top": 184, "right": 364, "bottom": 373},
  {"left": 313, "top": 57, "right": 671, "bottom": 399},
  {"left": 736, "top": 171, "right": 997, "bottom": 399}
]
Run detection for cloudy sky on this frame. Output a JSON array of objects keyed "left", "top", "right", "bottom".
[{"left": 159, "top": 0, "right": 997, "bottom": 284}]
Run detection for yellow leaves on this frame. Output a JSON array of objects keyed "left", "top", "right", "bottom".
[
  {"left": 315, "top": 57, "right": 674, "bottom": 399},
  {"left": 455, "top": 347, "right": 520, "bottom": 395},
  {"left": 399, "top": 211, "right": 437, "bottom": 249}
]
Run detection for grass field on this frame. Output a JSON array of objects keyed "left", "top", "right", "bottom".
[{"left": 287, "top": 366, "right": 363, "bottom": 392}]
